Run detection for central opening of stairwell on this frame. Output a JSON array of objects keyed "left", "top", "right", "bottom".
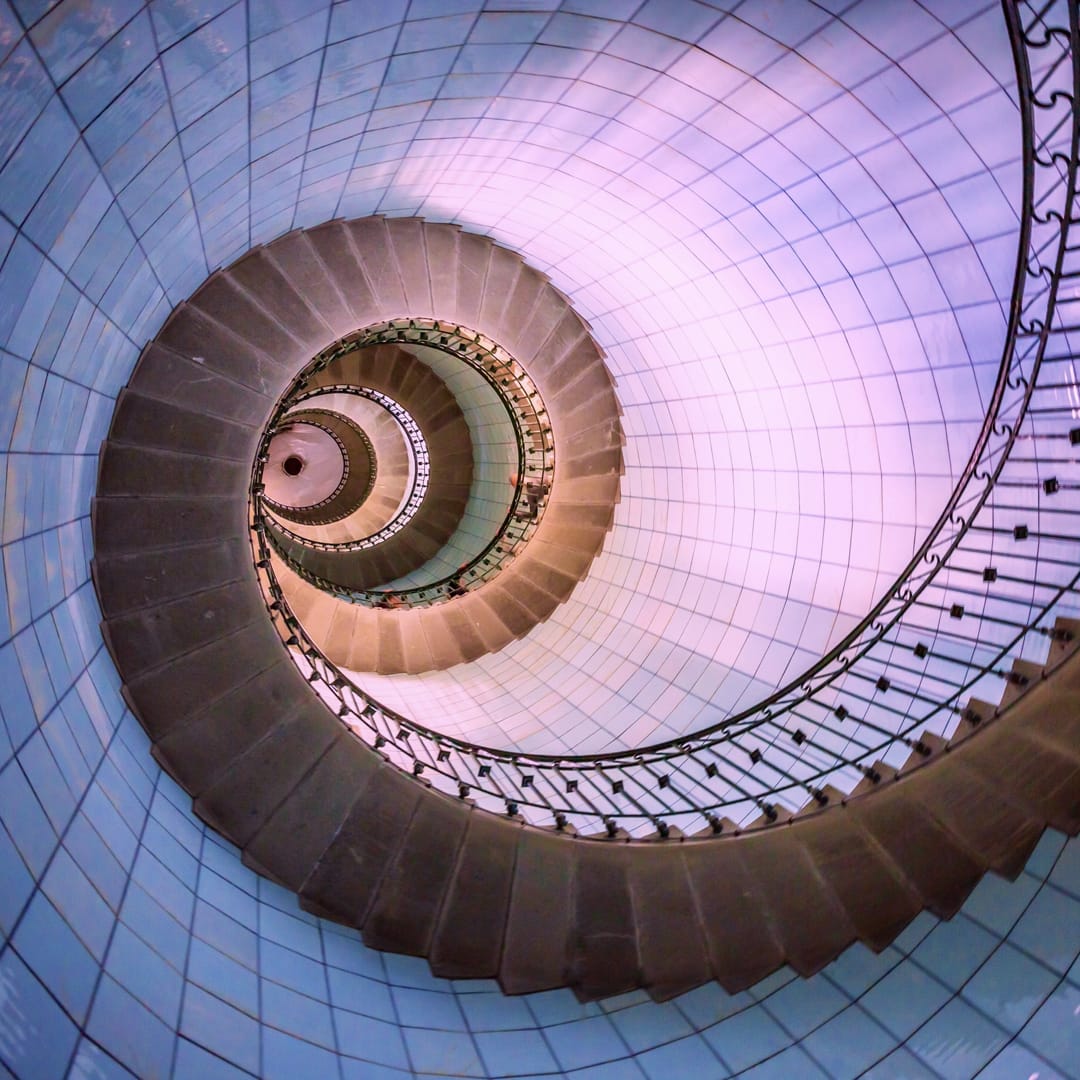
[{"left": 282, "top": 455, "right": 304, "bottom": 476}]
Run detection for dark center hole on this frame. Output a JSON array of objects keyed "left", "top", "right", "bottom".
[{"left": 283, "top": 455, "right": 304, "bottom": 476}]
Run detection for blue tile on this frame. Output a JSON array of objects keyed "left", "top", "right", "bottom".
[
  {"left": 860, "top": 957, "right": 951, "bottom": 1040},
  {"left": 0, "top": 819, "right": 34, "bottom": 936},
  {"left": 861, "top": 1047, "right": 939, "bottom": 1079},
  {"left": 976, "top": 1041, "right": 1069, "bottom": 1080},
  {"left": 60, "top": 10, "right": 158, "bottom": 128},
  {"left": 609, "top": 998, "right": 693, "bottom": 1053},
  {"left": 799, "top": 1004, "right": 897, "bottom": 1080},
  {"left": 0, "top": 949, "right": 79, "bottom": 1079},
  {"left": 913, "top": 914, "right": 998, "bottom": 990},
  {"left": 187, "top": 939, "right": 258, "bottom": 1016},
  {"left": 119, "top": 883, "right": 189, "bottom": 972},
  {"left": 402, "top": 1027, "right": 485, "bottom": 1077},
  {"left": 0, "top": 41, "right": 53, "bottom": 169},
  {"left": 327, "top": 968, "right": 395, "bottom": 1023},
  {"left": 1017, "top": 978, "right": 1080, "bottom": 1077},
  {"left": 261, "top": 1028, "right": 341, "bottom": 1080},
  {"left": 738, "top": 1044, "right": 831, "bottom": 1080},
  {"left": 760, "top": 971, "right": 848, "bottom": 1037},
  {"left": 180, "top": 984, "right": 260, "bottom": 1075},
  {"left": 392, "top": 986, "right": 466, "bottom": 1031},
  {"left": 87, "top": 975, "right": 176, "bottom": 1080},
  {"left": 12, "top": 891, "right": 98, "bottom": 1023},
  {"left": 192, "top": 900, "right": 258, "bottom": 970},
  {"left": 906, "top": 996, "right": 1008, "bottom": 1080},
  {"left": 334, "top": 1010, "right": 409, "bottom": 1070},
  {"left": 174, "top": 1036, "right": 257, "bottom": 1080},
  {"left": 1009, "top": 885, "right": 1080, "bottom": 977},
  {"left": 544, "top": 1013, "right": 629, "bottom": 1071},
  {"left": 262, "top": 982, "right": 335, "bottom": 1049},
  {"left": 0, "top": 757, "right": 57, "bottom": 877},
  {"left": 475, "top": 1028, "right": 558, "bottom": 1076},
  {"left": 68, "top": 1037, "right": 139, "bottom": 1079},
  {"left": 457, "top": 990, "right": 534, "bottom": 1033},
  {"left": 105, "top": 923, "right": 184, "bottom": 1026}
]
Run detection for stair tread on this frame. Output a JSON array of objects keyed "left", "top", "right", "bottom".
[{"left": 430, "top": 811, "right": 521, "bottom": 979}]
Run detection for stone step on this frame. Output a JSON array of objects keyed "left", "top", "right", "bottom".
[
  {"left": 954, "top": 732, "right": 1080, "bottom": 837},
  {"left": 109, "top": 388, "right": 258, "bottom": 462},
  {"left": 93, "top": 495, "right": 245, "bottom": 556},
  {"left": 682, "top": 839, "right": 784, "bottom": 993},
  {"left": 190, "top": 269, "right": 311, "bottom": 364},
  {"left": 124, "top": 620, "right": 286, "bottom": 742},
  {"left": 127, "top": 343, "right": 272, "bottom": 425},
  {"left": 346, "top": 216, "right": 409, "bottom": 316},
  {"left": 102, "top": 579, "right": 266, "bottom": 680},
  {"left": 738, "top": 829, "right": 857, "bottom": 978},
  {"left": 156, "top": 301, "right": 292, "bottom": 397},
  {"left": 195, "top": 720, "right": 344, "bottom": 847},
  {"left": 92, "top": 538, "right": 253, "bottom": 618},
  {"left": 226, "top": 247, "right": 335, "bottom": 353},
  {"left": 298, "top": 763, "right": 425, "bottom": 925},
  {"left": 498, "top": 828, "right": 576, "bottom": 994},
  {"left": 629, "top": 845, "right": 711, "bottom": 1001},
  {"left": 913, "top": 748, "right": 1046, "bottom": 878},
  {"left": 153, "top": 657, "right": 314, "bottom": 789},
  {"left": 431, "top": 603, "right": 488, "bottom": 664},
  {"left": 513, "top": 288, "right": 573, "bottom": 368},
  {"left": 429, "top": 811, "right": 522, "bottom": 979},
  {"left": 797, "top": 812, "right": 922, "bottom": 953},
  {"left": 571, "top": 842, "right": 639, "bottom": 1000},
  {"left": 384, "top": 216, "right": 434, "bottom": 316},
  {"left": 453, "top": 229, "right": 492, "bottom": 329},
  {"left": 98, "top": 444, "right": 248, "bottom": 500},
  {"left": 361, "top": 791, "right": 472, "bottom": 956},
  {"left": 848, "top": 793, "right": 985, "bottom": 919},
  {"left": 478, "top": 244, "right": 522, "bottom": 342},
  {"left": 423, "top": 221, "right": 460, "bottom": 315},
  {"left": 303, "top": 220, "right": 383, "bottom": 328},
  {"left": 243, "top": 734, "right": 378, "bottom": 891},
  {"left": 418, "top": 608, "right": 467, "bottom": 669},
  {"left": 263, "top": 228, "right": 356, "bottom": 339},
  {"left": 494, "top": 263, "right": 548, "bottom": 362}
]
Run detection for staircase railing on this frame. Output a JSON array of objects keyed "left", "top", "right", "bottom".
[{"left": 250, "top": 0, "right": 1080, "bottom": 838}]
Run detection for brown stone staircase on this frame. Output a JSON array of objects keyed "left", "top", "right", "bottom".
[{"left": 90, "top": 216, "right": 1080, "bottom": 1001}]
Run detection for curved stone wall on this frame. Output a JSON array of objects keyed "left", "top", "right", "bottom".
[{"left": 0, "top": 1, "right": 1078, "bottom": 1078}]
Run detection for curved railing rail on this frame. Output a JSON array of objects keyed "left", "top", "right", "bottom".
[
  {"left": 250, "top": 0, "right": 1080, "bottom": 837},
  {"left": 258, "top": 320, "right": 555, "bottom": 607}
]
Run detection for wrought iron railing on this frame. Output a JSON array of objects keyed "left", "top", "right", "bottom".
[
  {"left": 257, "top": 320, "right": 555, "bottom": 608},
  {"left": 250, "top": 0, "right": 1080, "bottom": 838}
]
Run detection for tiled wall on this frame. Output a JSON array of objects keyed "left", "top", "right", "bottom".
[{"left": 1, "top": 1, "right": 1078, "bottom": 1077}]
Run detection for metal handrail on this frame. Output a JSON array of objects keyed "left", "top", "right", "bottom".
[{"left": 248, "top": 1, "right": 1080, "bottom": 836}]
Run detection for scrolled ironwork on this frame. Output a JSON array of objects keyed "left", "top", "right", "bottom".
[{"left": 245, "top": 0, "right": 1080, "bottom": 837}]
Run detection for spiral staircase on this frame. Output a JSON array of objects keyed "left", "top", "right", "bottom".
[
  {"left": 4, "top": 2, "right": 1080, "bottom": 1077},
  {"left": 93, "top": 34, "right": 1080, "bottom": 998}
]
